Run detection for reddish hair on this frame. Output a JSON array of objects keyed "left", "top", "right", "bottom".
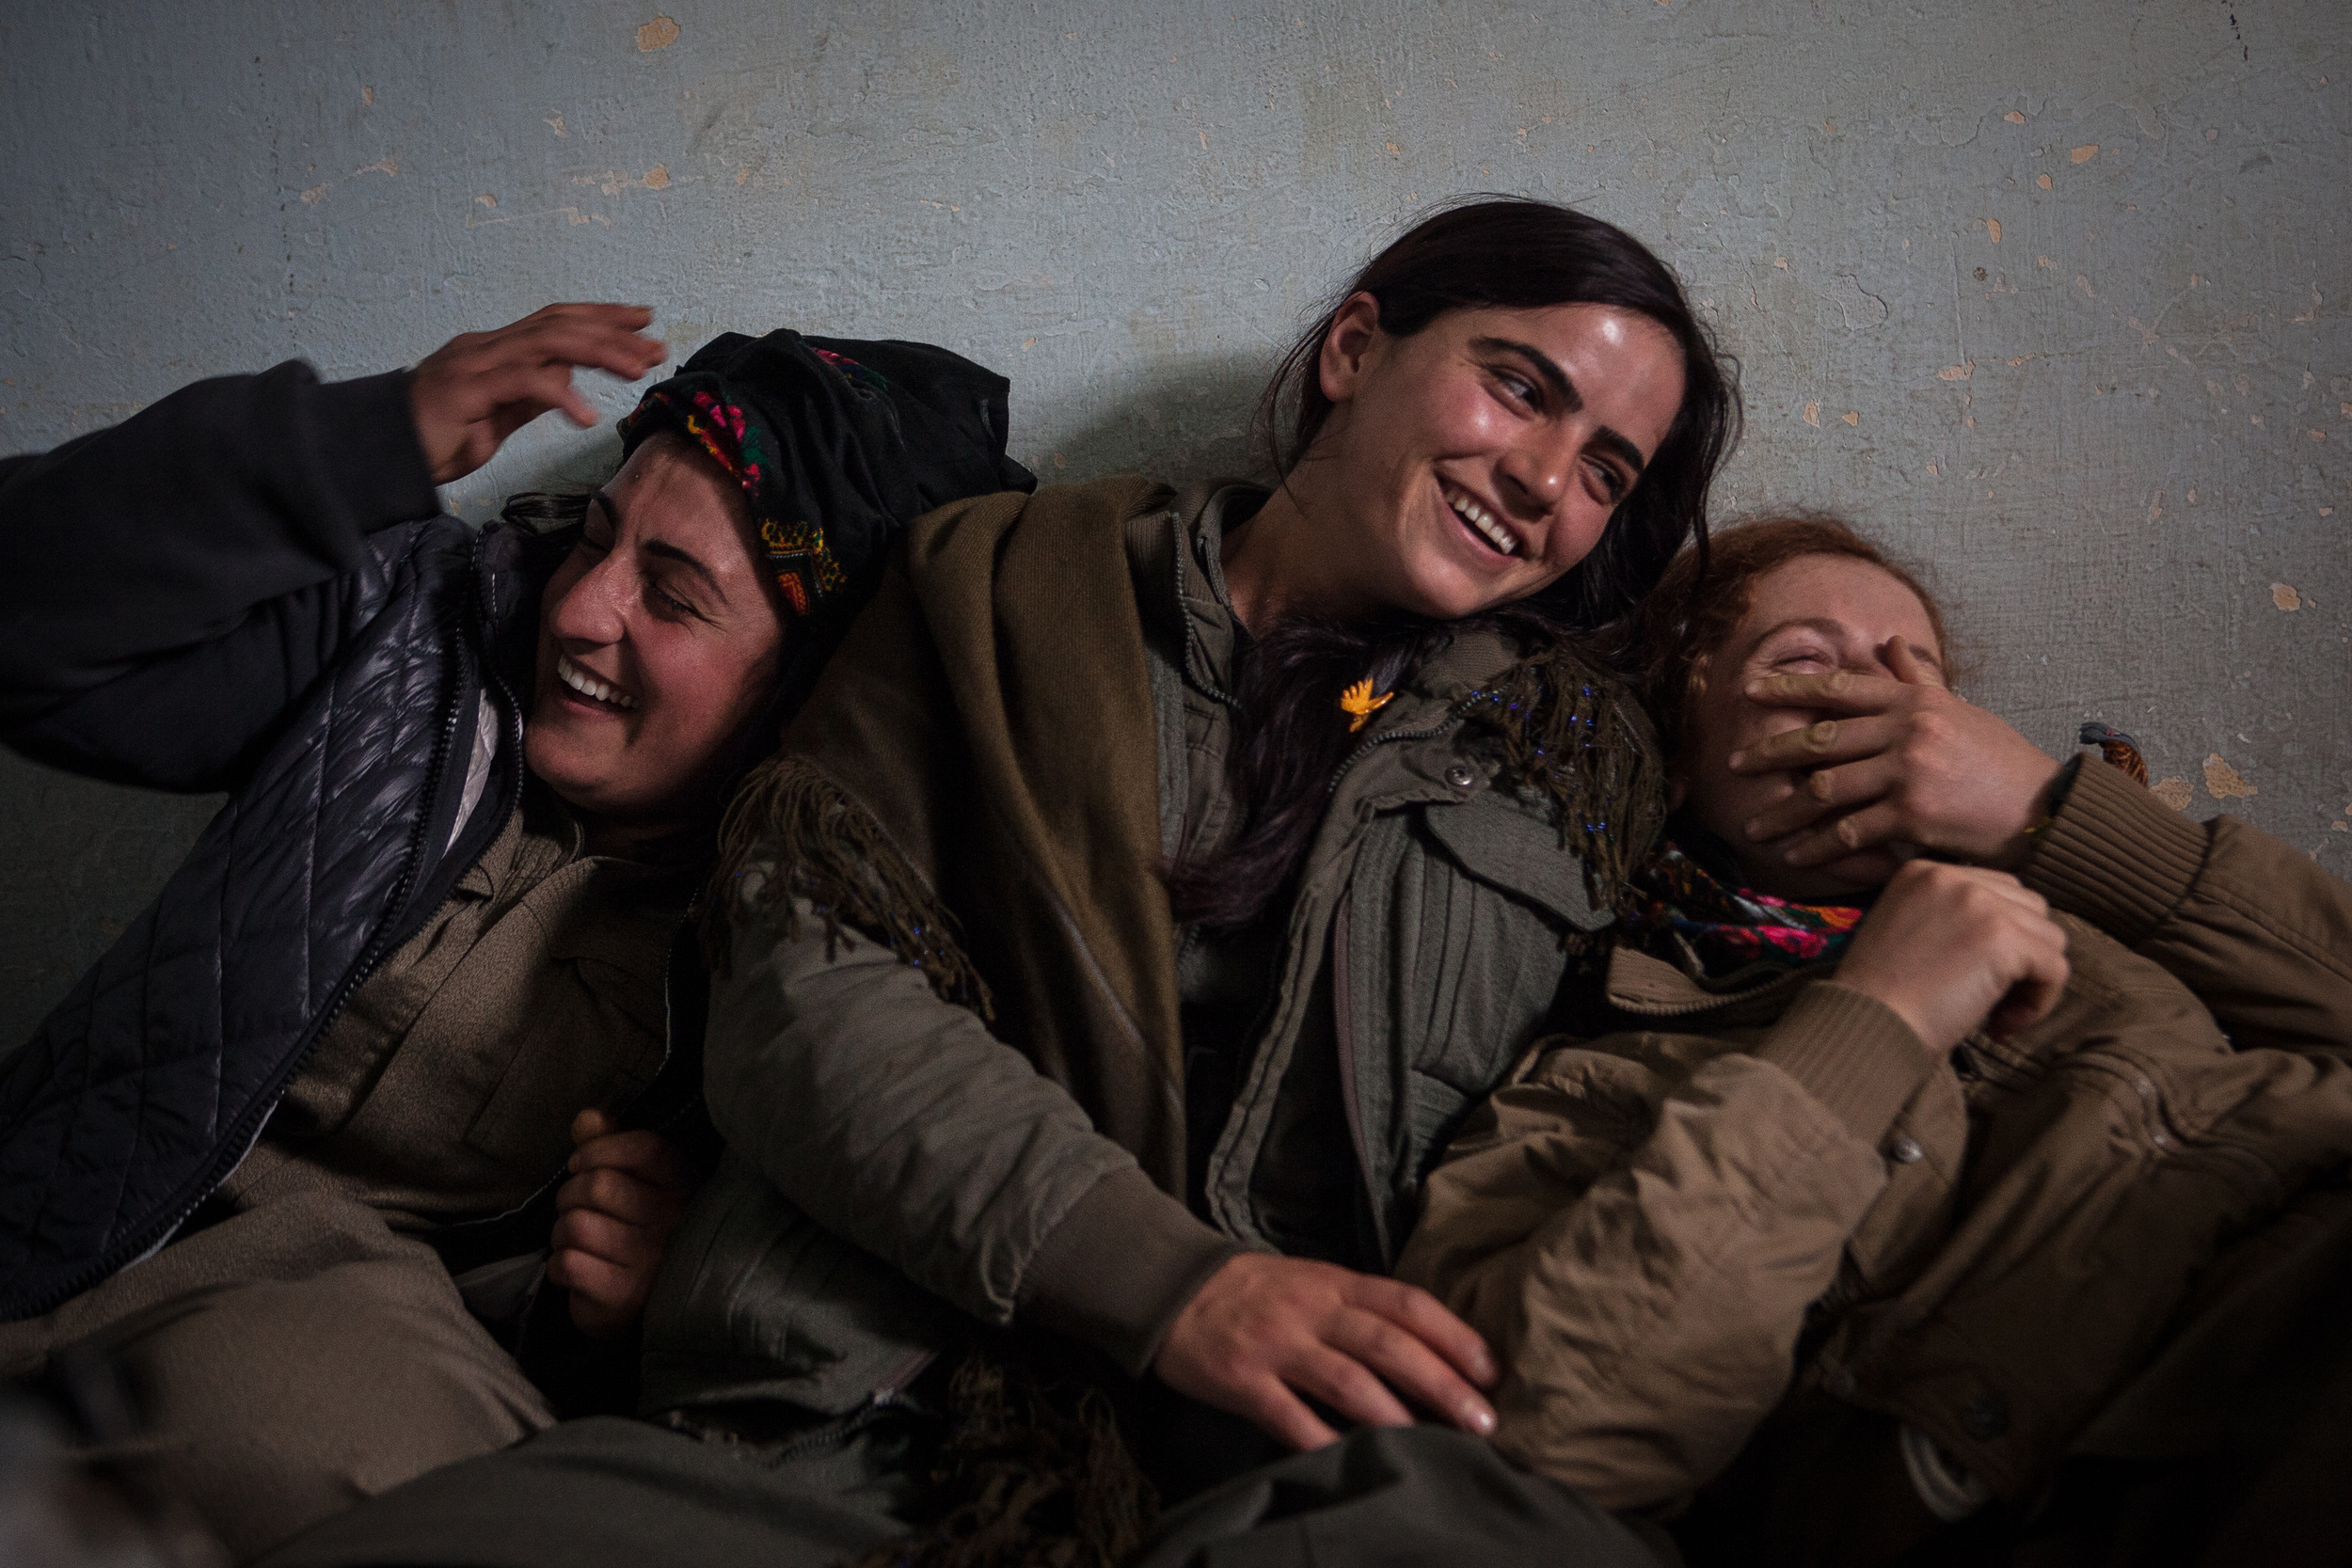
[{"left": 1634, "top": 513, "right": 1950, "bottom": 757}]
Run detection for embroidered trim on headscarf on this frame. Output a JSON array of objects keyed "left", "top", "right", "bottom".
[{"left": 620, "top": 383, "right": 849, "bottom": 616}]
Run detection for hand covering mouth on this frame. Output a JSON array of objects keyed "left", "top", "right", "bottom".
[
  {"left": 556, "top": 653, "right": 640, "bottom": 710},
  {"left": 1441, "top": 482, "right": 1519, "bottom": 557}
]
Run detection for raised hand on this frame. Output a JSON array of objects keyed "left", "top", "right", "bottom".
[
  {"left": 547, "top": 1108, "right": 696, "bottom": 1338},
  {"left": 1152, "top": 1251, "right": 1499, "bottom": 1450},
  {"left": 1835, "top": 861, "right": 2072, "bottom": 1055},
  {"left": 407, "top": 303, "right": 669, "bottom": 484},
  {"left": 1729, "top": 637, "right": 2063, "bottom": 871}
]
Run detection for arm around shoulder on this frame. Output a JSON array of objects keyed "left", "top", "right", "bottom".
[
  {"left": 0, "top": 362, "right": 441, "bottom": 768},
  {"left": 2025, "top": 754, "right": 2352, "bottom": 1053}
]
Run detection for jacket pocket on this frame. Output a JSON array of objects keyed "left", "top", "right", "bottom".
[{"left": 1421, "top": 789, "right": 1615, "bottom": 935}]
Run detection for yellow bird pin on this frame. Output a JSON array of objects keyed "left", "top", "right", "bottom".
[{"left": 1341, "top": 677, "right": 1394, "bottom": 733}]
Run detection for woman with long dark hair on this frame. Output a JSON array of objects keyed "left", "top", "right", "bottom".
[{"left": 268, "top": 198, "right": 1741, "bottom": 1568}]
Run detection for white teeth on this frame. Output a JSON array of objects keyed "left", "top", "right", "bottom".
[
  {"left": 557, "top": 654, "right": 638, "bottom": 710},
  {"left": 1443, "top": 485, "right": 1518, "bottom": 557}
]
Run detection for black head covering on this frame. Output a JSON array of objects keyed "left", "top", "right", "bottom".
[{"left": 616, "top": 330, "right": 1034, "bottom": 616}]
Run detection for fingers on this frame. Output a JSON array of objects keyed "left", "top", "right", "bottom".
[
  {"left": 1149, "top": 1255, "right": 1497, "bottom": 1453},
  {"left": 548, "top": 1247, "right": 643, "bottom": 1339},
  {"left": 569, "top": 1128, "right": 695, "bottom": 1189},
  {"left": 1343, "top": 1274, "right": 1498, "bottom": 1387},
  {"left": 570, "top": 1107, "right": 616, "bottom": 1146},
  {"left": 554, "top": 1164, "right": 680, "bottom": 1230},
  {"left": 1884, "top": 636, "right": 1940, "bottom": 689},
  {"left": 1741, "top": 670, "right": 1912, "bottom": 718},
  {"left": 550, "top": 1203, "right": 666, "bottom": 1269},
  {"left": 1987, "top": 914, "right": 2073, "bottom": 1038},
  {"left": 1324, "top": 1303, "right": 1494, "bottom": 1435},
  {"left": 1728, "top": 714, "right": 1902, "bottom": 777},
  {"left": 410, "top": 302, "right": 667, "bottom": 483},
  {"left": 1239, "top": 1379, "right": 1343, "bottom": 1451}
]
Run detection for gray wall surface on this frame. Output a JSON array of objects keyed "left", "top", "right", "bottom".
[{"left": 4, "top": 0, "right": 2346, "bottom": 1049}]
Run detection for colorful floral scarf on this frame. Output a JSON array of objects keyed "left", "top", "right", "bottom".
[{"left": 1630, "top": 838, "right": 1866, "bottom": 979}]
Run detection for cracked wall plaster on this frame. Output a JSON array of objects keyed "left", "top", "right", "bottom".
[{"left": 3, "top": 0, "right": 2346, "bottom": 1047}]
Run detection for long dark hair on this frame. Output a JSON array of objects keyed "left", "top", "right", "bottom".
[
  {"left": 1259, "top": 196, "right": 1740, "bottom": 633},
  {"left": 1171, "top": 198, "right": 1740, "bottom": 930}
]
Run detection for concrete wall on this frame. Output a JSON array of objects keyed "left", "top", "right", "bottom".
[{"left": 4, "top": 0, "right": 2346, "bottom": 1048}]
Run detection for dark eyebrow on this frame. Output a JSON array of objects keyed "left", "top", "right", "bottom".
[
  {"left": 1470, "top": 336, "right": 1579, "bottom": 410},
  {"left": 592, "top": 486, "right": 729, "bottom": 607},
  {"left": 1470, "top": 336, "right": 1649, "bottom": 480}
]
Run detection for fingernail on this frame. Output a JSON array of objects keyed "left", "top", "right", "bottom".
[
  {"left": 1464, "top": 1402, "right": 1497, "bottom": 1436},
  {"left": 1726, "top": 750, "right": 1745, "bottom": 769}
]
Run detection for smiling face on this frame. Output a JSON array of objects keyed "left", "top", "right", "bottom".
[
  {"left": 1292, "top": 295, "right": 1687, "bottom": 622},
  {"left": 1672, "top": 553, "right": 1946, "bottom": 900},
  {"left": 523, "top": 432, "right": 787, "bottom": 850}
]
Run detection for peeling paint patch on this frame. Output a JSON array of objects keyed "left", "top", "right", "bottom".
[
  {"left": 2272, "top": 582, "right": 2303, "bottom": 610},
  {"left": 2037, "top": 174, "right": 2053, "bottom": 189},
  {"left": 546, "top": 115, "right": 566, "bottom": 136},
  {"left": 644, "top": 164, "right": 671, "bottom": 189},
  {"left": 1938, "top": 361, "right": 1974, "bottom": 381},
  {"left": 2005, "top": 110, "right": 2026, "bottom": 124},
  {"left": 637, "top": 15, "right": 680, "bottom": 50},
  {"left": 475, "top": 193, "right": 497, "bottom": 208},
  {"left": 2202, "top": 754, "right": 2257, "bottom": 800},
  {"left": 355, "top": 156, "right": 398, "bottom": 177},
  {"left": 1803, "top": 401, "right": 1820, "bottom": 426},
  {"left": 299, "top": 183, "right": 328, "bottom": 204},
  {"left": 361, "top": 85, "right": 375, "bottom": 105},
  {"left": 2151, "top": 778, "right": 2194, "bottom": 812},
  {"left": 1985, "top": 218, "right": 2001, "bottom": 243},
  {"left": 1842, "top": 410, "right": 1859, "bottom": 425},
  {"left": 2072, "top": 144, "right": 2099, "bottom": 163}
]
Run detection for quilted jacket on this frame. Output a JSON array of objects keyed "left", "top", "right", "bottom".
[{"left": 0, "top": 363, "right": 555, "bottom": 1320}]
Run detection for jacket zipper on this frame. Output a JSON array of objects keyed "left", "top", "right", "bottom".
[
  {"left": 1324, "top": 691, "right": 1484, "bottom": 799},
  {"left": 20, "top": 536, "right": 495, "bottom": 1319}
]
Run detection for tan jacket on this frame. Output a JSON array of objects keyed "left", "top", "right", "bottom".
[{"left": 1395, "top": 758, "right": 2352, "bottom": 1512}]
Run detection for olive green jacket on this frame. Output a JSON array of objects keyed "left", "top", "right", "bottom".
[
  {"left": 1397, "top": 757, "right": 2352, "bottom": 1512},
  {"left": 640, "top": 478, "right": 1661, "bottom": 1417}
]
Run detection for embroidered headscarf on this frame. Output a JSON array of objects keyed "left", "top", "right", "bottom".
[{"left": 617, "top": 329, "right": 1035, "bottom": 617}]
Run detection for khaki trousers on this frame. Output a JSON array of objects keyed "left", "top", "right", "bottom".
[{"left": 0, "top": 1191, "right": 553, "bottom": 1563}]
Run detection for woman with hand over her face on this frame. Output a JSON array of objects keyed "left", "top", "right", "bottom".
[
  {"left": 264, "top": 199, "right": 1739, "bottom": 1568},
  {"left": 0, "top": 306, "right": 1030, "bottom": 1560},
  {"left": 1398, "top": 515, "right": 2352, "bottom": 1566}
]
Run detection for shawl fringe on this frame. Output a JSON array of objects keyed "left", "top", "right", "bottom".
[
  {"left": 1459, "top": 643, "right": 1670, "bottom": 917},
  {"left": 846, "top": 1337, "right": 1156, "bottom": 1568},
  {"left": 704, "top": 754, "right": 993, "bottom": 1018}
]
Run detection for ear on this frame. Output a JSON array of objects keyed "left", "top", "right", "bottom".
[{"left": 1315, "top": 293, "right": 1385, "bottom": 407}]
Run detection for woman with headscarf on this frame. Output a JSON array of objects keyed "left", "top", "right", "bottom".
[{"left": 0, "top": 303, "right": 1031, "bottom": 1560}]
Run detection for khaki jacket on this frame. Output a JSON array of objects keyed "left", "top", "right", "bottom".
[{"left": 1396, "top": 759, "right": 2352, "bottom": 1512}]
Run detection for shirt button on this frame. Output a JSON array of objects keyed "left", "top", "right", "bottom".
[
  {"left": 1890, "top": 1136, "right": 1925, "bottom": 1164},
  {"left": 1444, "top": 764, "right": 1476, "bottom": 790},
  {"left": 1961, "top": 1392, "right": 2010, "bottom": 1440}
]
